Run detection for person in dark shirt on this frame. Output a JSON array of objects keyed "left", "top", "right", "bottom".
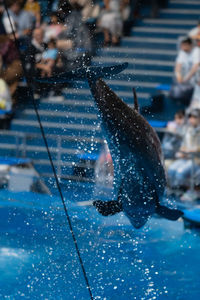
[{"left": 23, "top": 27, "right": 45, "bottom": 78}]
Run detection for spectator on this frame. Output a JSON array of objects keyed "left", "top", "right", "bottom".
[
  {"left": 2, "top": 0, "right": 35, "bottom": 39},
  {"left": 24, "top": 0, "right": 41, "bottom": 28},
  {"left": 57, "top": 0, "right": 73, "bottom": 23},
  {"left": 24, "top": 27, "right": 45, "bottom": 79},
  {"left": 182, "top": 37, "right": 200, "bottom": 84},
  {"left": 0, "top": 77, "right": 12, "bottom": 111},
  {"left": 0, "top": 54, "right": 13, "bottom": 129},
  {"left": 72, "top": 0, "right": 100, "bottom": 22},
  {"left": 187, "top": 36, "right": 200, "bottom": 109},
  {"left": 167, "top": 109, "right": 200, "bottom": 197},
  {"left": 189, "top": 20, "right": 200, "bottom": 40},
  {"left": 0, "top": 55, "right": 12, "bottom": 111},
  {"left": 24, "top": 27, "right": 62, "bottom": 96},
  {"left": 57, "top": 2, "right": 92, "bottom": 70},
  {"left": 175, "top": 37, "right": 194, "bottom": 84},
  {"left": 43, "top": 12, "right": 64, "bottom": 43},
  {"left": 36, "top": 38, "right": 58, "bottom": 77},
  {"left": 0, "top": 1, "right": 6, "bottom": 35},
  {"left": 98, "top": 0, "right": 123, "bottom": 46},
  {"left": 0, "top": 35, "right": 22, "bottom": 101},
  {"left": 169, "top": 37, "right": 195, "bottom": 104},
  {"left": 162, "top": 110, "right": 185, "bottom": 159}
]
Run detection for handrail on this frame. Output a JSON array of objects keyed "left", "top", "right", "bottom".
[
  {"left": 1, "top": 128, "right": 200, "bottom": 190},
  {"left": 0, "top": 130, "right": 104, "bottom": 143},
  {"left": 0, "top": 129, "right": 104, "bottom": 179}
]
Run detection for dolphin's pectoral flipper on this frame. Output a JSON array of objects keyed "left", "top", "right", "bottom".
[
  {"left": 93, "top": 200, "right": 123, "bottom": 216},
  {"left": 156, "top": 204, "right": 183, "bottom": 221},
  {"left": 93, "top": 181, "right": 124, "bottom": 216}
]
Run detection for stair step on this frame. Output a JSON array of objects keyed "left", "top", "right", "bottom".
[
  {"left": 171, "top": 0, "right": 200, "bottom": 5},
  {"left": 160, "top": 8, "right": 200, "bottom": 19},
  {"left": 93, "top": 56, "right": 174, "bottom": 69},
  {"left": 170, "top": 2, "right": 200, "bottom": 9},
  {"left": 131, "top": 26, "right": 188, "bottom": 38},
  {"left": 11, "top": 119, "right": 101, "bottom": 137},
  {"left": 141, "top": 18, "right": 197, "bottom": 29},
  {"left": 98, "top": 47, "right": 176, "bottom": 61},
  {"left": 162, "top": 8, "right": 200, "bottom": 15},
  {"left": 121, "top": 36, "right": 177, "bottom": 50}
]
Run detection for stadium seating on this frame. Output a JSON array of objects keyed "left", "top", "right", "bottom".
[{"left": 1, "top": 0, "right": 200, "bottom": 182}]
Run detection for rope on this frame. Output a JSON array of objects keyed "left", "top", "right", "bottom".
[{"left": 2, "top": 2, "right": 93, "bottom": 299}]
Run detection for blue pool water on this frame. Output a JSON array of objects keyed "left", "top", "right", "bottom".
[{"left": 0, "top": 184, "right": 200, "bottom": 300}]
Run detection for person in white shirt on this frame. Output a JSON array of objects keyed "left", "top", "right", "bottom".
[
  {"left": 175, "top": 37, "right": 195, "bottom": 85},
  {"left": 186, "top": 37, "right": 200, "bottom": 109}
]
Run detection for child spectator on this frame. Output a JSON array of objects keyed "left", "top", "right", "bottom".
[
  {"left": 167, "top": 109, "right": 200, "bottom": 197},
  {"left": 162, "top": 110, "right": 185, "bottom": 159},
  {"left": 36, "top": 38, "right": 58, "bottom": 77}
]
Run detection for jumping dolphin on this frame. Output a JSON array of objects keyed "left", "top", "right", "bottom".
[{"left": 37, "top": 63, "right": 183, "bottom": 228}]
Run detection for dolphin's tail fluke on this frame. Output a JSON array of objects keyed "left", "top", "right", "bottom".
[
  {"left": 156, "top": 204, "right": 183, "bottom": 221},
  {"left": 36, "top": 63, "right": 128, "bottom": 84}
]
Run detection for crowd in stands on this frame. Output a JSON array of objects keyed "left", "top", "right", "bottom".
[
  {"left": 0, "top": 0, "right": 167, "bottom": 117},
  {"left": 162, "top": 20, "right": 200, "bottom": 201},
  {"left": 0, "top": 0, "right": 139, "bottom": 109}
]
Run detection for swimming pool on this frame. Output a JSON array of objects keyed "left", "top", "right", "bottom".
[{"left": 0, "top": 183, "right": 199, "bottom": 300}]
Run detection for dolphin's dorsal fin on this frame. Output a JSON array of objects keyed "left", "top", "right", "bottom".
[{"left": 133, "top": 88, "right": 139, "bottom": 112}]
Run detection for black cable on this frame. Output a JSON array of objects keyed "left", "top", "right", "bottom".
[{"left": 2, "top": 2, "right": 93, "bottom": 299}]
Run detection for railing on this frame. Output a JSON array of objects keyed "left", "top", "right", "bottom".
[
  {"left": 1, "top": 128, "right": 200, "bottom": 190},
  {"left": 0, "top": 130, "right": 104, "bottom": 179}
]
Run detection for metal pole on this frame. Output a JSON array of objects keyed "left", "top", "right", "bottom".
[
  {"left": 57, "top": 136, "right": 62, "bottom": 178},
  {"left": 190, "top": 153, "right": 195, "bottom": 193}
]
